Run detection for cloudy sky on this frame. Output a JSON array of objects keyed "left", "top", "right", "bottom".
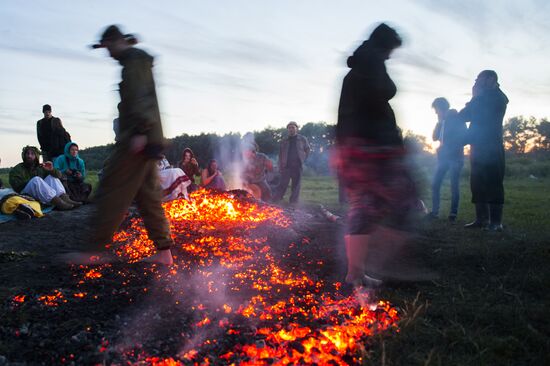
[{"left": 1, "top": 0, "right": 549, "bottom": 167}]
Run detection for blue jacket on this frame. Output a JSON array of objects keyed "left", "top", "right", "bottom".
[{"left": 54, "top": 142, "right": 86, "bottom": 182}]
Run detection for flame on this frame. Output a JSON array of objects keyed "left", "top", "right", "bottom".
[{"left": 15, "top": 190, "right": 399, "bottom": 365}]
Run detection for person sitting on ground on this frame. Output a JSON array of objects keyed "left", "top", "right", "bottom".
[
  {"left": 9, "top": 146, "right": 80, "bottom": 210},
  {"left": 201, "top": 159, "right": 226, "bottom": 191},
  {"left": 0, "top": 186, "right": 45, "bottom": 220},
  {"left": 241, "top": 143, "right": 274, "bottom": 201},
  {"left": 54, "top": 142, "right": 92, "bottom": 203},
  {"left": 179, "top": 148, "right": 201, "bottom": 193},
  {"left": 157, "top": 155, "right": 192, "bottom": 201}
]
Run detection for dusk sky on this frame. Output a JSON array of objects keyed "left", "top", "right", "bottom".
[{"left": 1, "top": 0, "right": 549, "bottom": 167}]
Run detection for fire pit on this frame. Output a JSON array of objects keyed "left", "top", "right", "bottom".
[{"left": 7, "top": 189, "right": 399, "bottom": 365}]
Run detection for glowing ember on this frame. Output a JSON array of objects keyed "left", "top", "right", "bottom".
[
  {"left": 12, "top": 295, "right": 26, "bottom": 303},
  {"left": 13, "top": 190, "right": 398, "bottom": 365},
  {"left": 38, "top": 290, "right": 66, "bottom": 307}
]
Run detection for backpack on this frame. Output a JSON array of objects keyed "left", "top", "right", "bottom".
[{"left": 50, "top": 118, "right": 71, "bottom": 157}]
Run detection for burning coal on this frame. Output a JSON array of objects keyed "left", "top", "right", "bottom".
[{"left": 12, "top": 189, "right": 399, "bottom": 365}]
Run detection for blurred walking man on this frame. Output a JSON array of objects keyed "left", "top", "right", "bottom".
[
  {"left": 68, "top": 25, "right": 174, "bottom": 264},
  {"left": 459, "top": 70, "right": 508, "bottom": 231}
]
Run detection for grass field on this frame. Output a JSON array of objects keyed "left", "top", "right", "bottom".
[{"left": 1, "top": 163, "right": 549, "bottom": 365}]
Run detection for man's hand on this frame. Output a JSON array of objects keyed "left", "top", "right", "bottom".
[
  {"left": 130, "top": 134, "right": 148, "bottom": 154},
  {"left": 43, "top": 161, "right": 53, "bottom": 171}
]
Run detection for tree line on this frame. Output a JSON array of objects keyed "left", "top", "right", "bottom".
[{"left": 79, "top": 117, "right": 550, "bottom": 174}]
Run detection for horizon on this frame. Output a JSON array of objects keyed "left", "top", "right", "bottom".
[{"left": 1, "top": 0, "right": 550, "bottom": 167}]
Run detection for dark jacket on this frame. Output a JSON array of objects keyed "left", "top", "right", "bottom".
[
  {"left": 9, "top": 146, "right": 62, "bottom": 192},
  {"left": 458, "top": 88, "right": 509, "bottom": 160},
  {"left": 279, "top": 134, "right": 310, "bottom": 170},
  {"left": 432, "top": 109, "right": 467, "bottom": 161},
  {"left": 336, "top": 40, "right": 402, "bottom": 146},
  {"left": 116, "top": 47, "right": 165, "bottom": 157},
  {"left": 36, "top": 116, "right": 71, "bottom": 158}
]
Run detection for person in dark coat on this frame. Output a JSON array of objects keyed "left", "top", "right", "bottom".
[
  {"left": 459, "top": 70, "right": 508, "bottom": 231},
  {"left": 335, "top": 23, "right": 418, "bottom": 288},
  {"left": 36, "top": 104, "right": 71, "bottom": 162},
  {"left": 428, "top": 97, "right": 467, "bottom": 221}
]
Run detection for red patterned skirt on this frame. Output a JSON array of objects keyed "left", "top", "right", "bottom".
[{"left": 335, "top": 138, "right": 418, "bottom": 234}]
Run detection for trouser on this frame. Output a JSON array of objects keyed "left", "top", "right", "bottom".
[
  {"left": 431, "top": 158, "right": 463, "bottom": 216},
  {"left": 21, "top": 175, "right": 66, "bottom": 204},
  {"left": 277, "top": 165, "right": 302, "bottom": 203},
  {"left": 470, "top": 149, "right": 505, "bottom": 204},
  {"left": 93, "top": 147, "right": 173, "bottom": 250}
]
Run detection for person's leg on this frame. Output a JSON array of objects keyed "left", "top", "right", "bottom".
[
  {"left": 288, "top": 166, "right": 302, "bottom": 204},
  {"left": 22, "top": 176, "right": 73, "bottom": 210},
  {"left": 44, "top": 175, "right": 81, "bottom": 207},
  {"left": 449, "top": 160, "right": 463, "bottom": 220},
  {"left": 430, "top": 159, "right": 448, "bottom": 217},
  {"left": 465, "top": 157, "right": 489, "bottom": 228},
  {"left": 92, "top": 148, "right": 148, "bottom": 248},
  {"left": 134, "top": 160, "right": 174, "bottom": 265},
  {"left": 274, "top": 169, "right": 291, "bottom": 202},
  {"left": 257, "top": 181, "right": 272, "bottom": 202}
]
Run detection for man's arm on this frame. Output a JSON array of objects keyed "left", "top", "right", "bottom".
[
  {"left": 432, "top": 122, "right": 442, "bottom": 141},
  {"left": 9, "top": 166, "right": 27, "bottom": 193}
]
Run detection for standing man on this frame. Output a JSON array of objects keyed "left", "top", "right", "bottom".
[
  {"left": 274, "top": 121, "right": 311, "bottom": 205},
  {"left": 36, "top": 104, "right": 71, "bottom": 162},
  {"left": 459, "top": 70, "right": 508, "bottom": 231},
  {"left": 428, "top": 97, "right": 467, "bottom": 221},
  {"left": 68, "top": 25, "right": 174, "bottom": 264}
]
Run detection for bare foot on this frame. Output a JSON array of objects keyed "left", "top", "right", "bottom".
[
  {"left": 345, "top": 272, "right": 382, "bottom": 288},
  {"left": 141, "top": 249, "right": 173, "bottom": 265},
  {"left": 59, "top": 252, "right": 121, "bottom": 265}
]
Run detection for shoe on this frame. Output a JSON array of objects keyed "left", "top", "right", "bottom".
[
  {"left": 13, "top": 207, "right": 32, "bottom": 220},
  {"left": 50, "top": 196, "right": 74, "bottom": 211},
  {"left": 424, "top": 212, "right": 438, "bottom": 221},
  {"left": 448, "top": 215, "right": 457, "bottom": 222},
  {"left": 487, "top": 223, "right": 503, "bottom": 232},
  {"left": 464, "top": 220, "right": 485, "bottom": 229},
  {"left": 60, "top": 193, "right": 83, "bottom": 207}
]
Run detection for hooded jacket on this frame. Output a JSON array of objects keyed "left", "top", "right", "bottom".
[
  {"left": 336, "top": 40, "right": 402, "bottom": 145},
  {"left": 116, "top": 47, "right": 165, "bottom": 157},
  {"left": 9, "top": 146, "right": 62, "bottom": 192},
  {"left": 54, "top": 141, "right": 86, "bottom": 182}
]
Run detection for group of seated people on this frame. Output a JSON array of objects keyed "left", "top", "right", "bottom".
[
  {"left": 158, "top": 142, "right": 275, "bottom": 203},
  {"left": 2, "top": 137, "right": 277, "bottom": 221},
  {"left": 2, "top": 143, "right": 92, "bottom": 220},
  {"left": 156, "top": 147, "right": 227, "bottom": 202}
]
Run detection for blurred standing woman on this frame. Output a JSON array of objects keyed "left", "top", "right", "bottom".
[{"left": 336, "top": 23, "right": 417, "bottom": 287}]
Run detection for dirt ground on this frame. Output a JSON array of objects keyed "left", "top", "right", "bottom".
[{"left": 2, "top": 200, "right": 392, "bottom": 365}]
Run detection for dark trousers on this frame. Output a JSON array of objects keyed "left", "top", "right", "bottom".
[
  {"left": 470, "top": 146, "right": 505, "bottom": 204},
  {"left": 93, "top": 146, "right": 174, "bottom": 250},
  {"left": 431, "top": 158, "right": 463, "bottom": 216},
  {"left": 277, "top": 165, "right": 302, "bottom": 204}
]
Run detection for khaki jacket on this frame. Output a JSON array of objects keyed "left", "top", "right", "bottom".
[
  {"left": 278, "top": 134, "right": 310, "bottom": 170},
  {"left": 116, "top": 47, "right": 165, "bottom": 154}
]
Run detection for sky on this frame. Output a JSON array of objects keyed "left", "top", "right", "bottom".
[{"left": 1, "top": 0, "right": 550, "bottom": 167}]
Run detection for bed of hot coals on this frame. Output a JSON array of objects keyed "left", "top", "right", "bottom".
[{"left": 3, "top": 190, "right": 398, "bottom": 365}]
